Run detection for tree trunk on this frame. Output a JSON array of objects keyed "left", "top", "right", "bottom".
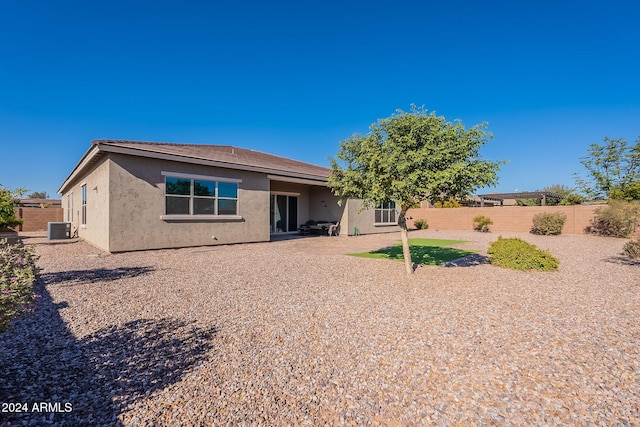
[{"left": 398, "top": 208, "right": 414, "bottom": 275}]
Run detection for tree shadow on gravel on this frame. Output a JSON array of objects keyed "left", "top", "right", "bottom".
[
  {"left": 82, "top": 318, "right": 218, "bottom": 417},
  {"left": 604, "top": 256, "right": 640, "bottom": 266},
  {"left": 39, "top": 266, "right": 155, "bottom": 287},
  {"left": 0, "top": 274, "right": 217, "bottom": 427},
  {"left": 441, "top": 253, "right": 490, "bottom": 267},
  {"left": 361, "top": 245, "right": 480, "bottom": 266}
]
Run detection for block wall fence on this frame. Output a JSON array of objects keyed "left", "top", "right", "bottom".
[
  {"left": 406, "top": 204, "right": 602, "bottom": 234},
  {"left": 10, "top": 205, "right": 604, "bottom": 234},
  {"left": 16, "top": 207, "right": 64, "bottom": 232}
]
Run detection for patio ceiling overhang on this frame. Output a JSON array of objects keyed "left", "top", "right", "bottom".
[{"left": 267, "top": 174, "right": 328, "bottom": 187}]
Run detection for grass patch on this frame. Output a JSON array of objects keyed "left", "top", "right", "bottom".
[{"left": 350, "top": 238, "right": 476, "bottom": 266}]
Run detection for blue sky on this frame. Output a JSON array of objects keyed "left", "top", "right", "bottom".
[{"left": 1, "top": 0, "right": 639, "bottom": 198}]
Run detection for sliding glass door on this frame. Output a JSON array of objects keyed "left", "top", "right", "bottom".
[{"left": 270, "top": 194, "right": 298, "bottom": 233}]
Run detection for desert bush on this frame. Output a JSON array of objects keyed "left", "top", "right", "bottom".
[
  {"left": 487, "top": 237, "right": 559, "bottom": 271},
  {"left": 531, "top": 212, "right": 567, "bottom": 235},
  {"left": 623, "top": 239, "right": 640, "bottom": 259},
  {"left": 0, "top": 239, "right": 40, "bottom": 332},
  {"left": 433, "top": 198, "right": 462, "bottom": 208},
  {"left": 413, "top": 218, "right": 428, "bottom": 230},
  {"left": 473, "top": 215, "right": 493, "bottom": 232},
  {"left": 0, "top": 187, "right": 25, "bottom": 229},
  {"left": 559, "top": 193, "right": 586, "bottom": 205},
  {"left": 585, "top": 200, "right": 640, "bottom": 238}
]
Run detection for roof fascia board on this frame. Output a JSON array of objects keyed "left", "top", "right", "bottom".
[
  {"left": 100, "top": 144, "right": 329, "bottom": 182},
  {"left": 267, "top": 174, "right": 328, "bottom": 186},
  {"left": 57, "top": 145, "right": 101, "bottom": 194}
]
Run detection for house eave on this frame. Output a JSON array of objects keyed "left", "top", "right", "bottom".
[{"left": 57, "top": 145, "right": 102, "bottom": 194}]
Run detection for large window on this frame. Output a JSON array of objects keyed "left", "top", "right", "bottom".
[
  {"left": 81, "top": 185, "right": 87, "bottom": 226},
  {"left": 164, "top": 174, "right": 239, "bottom": 216},
  {"left": 374, "top": 201, "right": 396, "bottom": 224},
  {"left": 270, "top": 194, "right": 298, "bottom": 233}
]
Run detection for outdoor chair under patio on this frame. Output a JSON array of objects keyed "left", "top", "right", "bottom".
[
  {"left": 327, "top": 221, "right": 340, "bottom": 236},
  {"left": 298, "top": 220, "right": 316, "bottom": 235}
]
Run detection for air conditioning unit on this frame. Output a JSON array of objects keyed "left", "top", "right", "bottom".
[{"left": 48, "top": 222, "right": 71, "bottom": 240}]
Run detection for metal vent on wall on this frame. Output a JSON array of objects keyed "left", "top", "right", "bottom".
[{"left": 47, "top": 222, "right": 71, "bottom": 240}]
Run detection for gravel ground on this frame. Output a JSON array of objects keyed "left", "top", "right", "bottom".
[{"left": 1, "top": 230, "right": 639, "bottom": 426}]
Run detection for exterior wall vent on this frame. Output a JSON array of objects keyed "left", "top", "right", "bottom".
[{"left": 47, "top": 222, "right": 71, "bottom": 240}]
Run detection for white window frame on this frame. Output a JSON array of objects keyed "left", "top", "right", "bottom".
[
  {"left": 374, "top": 201, "right": 397, "bottom": 225},
  {"left": 160, "top": 171, "right": 242, "bottom": 221},
  {"left": 67, "top": 193, "right": 73, "bottom": 222},
  {"left": 80, "top": 184, "right": 87, "bottom": 227}
]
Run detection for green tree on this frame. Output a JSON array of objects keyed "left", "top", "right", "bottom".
[
  {"left": 575, "top": 136, "right": 640, "bottom": 201},
  {"left": 548, "top": 184, "right": 585, "bottom": 205},
  {"left": 515, "top": 184, "right": 584, "bottom": 206},
  {"left": 0, "top": 186, "right": 27, "bottom": 229},
  {"left": 515, "top": 197, "right": 541, "bottom": 206},
  {"left": 28, "top": 191, "right": 49, "bottom": 199},
  {"left": 329, "top": 106, "right": 504, "bottom": 275}
]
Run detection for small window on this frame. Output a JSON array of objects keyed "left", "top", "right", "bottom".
[
  {"left": 67, "top": 193, "right": 73, "bottom": 222},
  {"left": 81, "top": 185, "right": 87, "bottom": 226},
  {"left": 374, "top": 201, "right": 396, "bottom": 224},
  {"left": 164, "top": 174, "right": 239, "bottom": 216}
]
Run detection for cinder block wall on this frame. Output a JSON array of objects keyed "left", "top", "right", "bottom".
[
  {"left": 406, "top": 205, "right": 602, "bottom": 234},
  {"left": 17, "top": 208, "right": 64, "bottom": 232}
]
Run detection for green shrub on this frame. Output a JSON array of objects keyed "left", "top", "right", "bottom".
[
  {"left": 0, "top": 239, "right": 40, "bottom": 332},
  {"left": 0, "top": 187, "right": 25, "bottom": 229},
  {"left": 434, "top": 199, "right": 461, "bottom": 208},
  {"left": 531, "top": 212, "right": 567, "bottom": 235},
  {"left": 473, "top": 215, "right": 493, "bottom": 232},
  {"left": 585, "top": 201, "right": 640, "bottom": 238},
  {"left": 560, "top": 193, "right": 586, "bottom": 205},
  {"left": 487, "top": 237, "right": 559, "bottom": 271},
  {"left": 413, "top": 218, "right": 428, "bottom": 230},
  {"left": 623, "top": 239, "right": 640, "bottom": 259}
]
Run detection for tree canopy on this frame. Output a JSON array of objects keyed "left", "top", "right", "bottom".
[
  {"left": 575, "top": 136, "right": 640, "bottom": 201},
  {"left": 0, "top": 186, "right": 26, "bottom": 229},
  {"left": 515, "top": 184, "right": 584, "bottom": 206},
  {"left": 27, "top": 191, "right": 49, "bottom": 199},
  {"left": 328, "top": 106, "right": 504, "bottom": 275}
]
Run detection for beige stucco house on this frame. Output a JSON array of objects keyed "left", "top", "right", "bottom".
[{"left": 58, "top": 140, "right": 399, "bottom": 252}]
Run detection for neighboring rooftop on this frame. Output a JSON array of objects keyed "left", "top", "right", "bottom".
[
  {"left": 17, "top": 198, "right": 62, "bottom": 208},
  {"left": 476, "top": 191, "right": 563, "bottom": 206}
]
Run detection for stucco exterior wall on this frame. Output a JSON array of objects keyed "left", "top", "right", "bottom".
[
  {"left": 61, "top": 158, "right": 111, "bottom": 251},
  {"left": 406, "top": 204, "right": 602, "bottom": 234},
  {"left": 61, "top": 147, "right": 435, "bottom": 250},
  {"left": 344, "top": 199, "right": 400, "bottom": 236},
  {"left": 308, "top": 187, "right": 343, "bottom": 224},
  {"left": 106, "top": 153, "right": 271, "bottom": 252}
]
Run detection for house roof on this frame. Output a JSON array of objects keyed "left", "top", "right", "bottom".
[{"left": 58, "top": 140, "right": 331, "bottom": 194}]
